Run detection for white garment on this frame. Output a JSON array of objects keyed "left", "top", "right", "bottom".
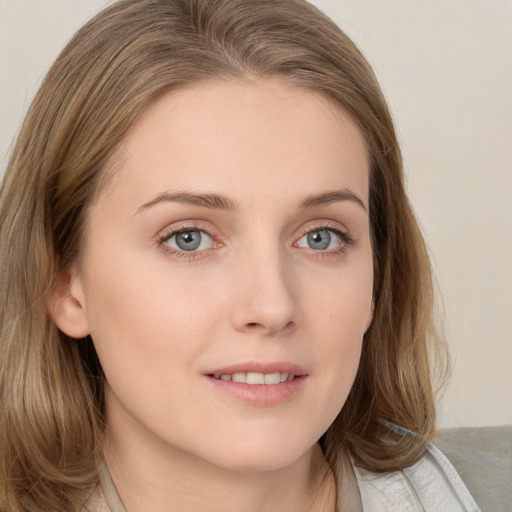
[
  {"left": 352, "top": 444, "right": 480, "bottom": 511},
  {"left": 89, "top": 444, "right": 480, "bottom": 511}
]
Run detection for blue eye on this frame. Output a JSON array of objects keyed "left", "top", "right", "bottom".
[
  {"left": 164, "top": 230, "right": 213, "bottom": 252},
  {"left": 296, "top": 228, "right": 346, "bottom": 251},
  {"left": 306, "top": 230, "right": 331, "bottom": 250}
]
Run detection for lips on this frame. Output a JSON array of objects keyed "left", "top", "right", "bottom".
[{"left": 204, "top": 361, "right": 308, "bottom": 405}]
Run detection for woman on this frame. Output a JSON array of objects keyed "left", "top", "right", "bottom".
[{"left": 0, "top": 0, "right": 480, "bottom": 510}]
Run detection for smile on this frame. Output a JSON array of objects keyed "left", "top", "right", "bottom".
[
  {"left": 211, "top": 372, "right": 296, "bottom": 384},
  {"left": 205, "top": 363, "right": 308, "bottom": 405}
]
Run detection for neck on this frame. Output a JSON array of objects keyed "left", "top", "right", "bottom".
[{"left": 103, "top": 425, "right": 335, "bottom": 512}]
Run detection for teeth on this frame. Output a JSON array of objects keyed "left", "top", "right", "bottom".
[
  {"left": 214, "top": 372, "right": 295, "bottom": 384},
  {"left": 247, "top": 372, "right": 264, "bottom": 384},
  {"left": 264, "top": 373, "right": 280, "bottom": 385}
]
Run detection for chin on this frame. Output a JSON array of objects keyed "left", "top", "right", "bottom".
[
  {"left": 194, "top": 431, "right": 318, "bottom": 474},
  {"left": 177, "top": 405, "right": 338, "bottom": 474},
  {"left": 208, "top": 451, "right": 308, "bottom": 474}
]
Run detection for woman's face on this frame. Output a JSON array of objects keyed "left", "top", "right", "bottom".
[{"left": 64, "top": 78, "right": 373, "bottom": 472}]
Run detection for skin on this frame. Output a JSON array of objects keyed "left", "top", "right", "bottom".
[{"left": 53, "top": 78, "right": 373, "bottom": 512}]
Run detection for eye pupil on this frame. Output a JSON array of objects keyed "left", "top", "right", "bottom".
[
  {"left": 307, "top": 230, "right": 331, "bottom": 250},
  {"left": 176, "top": 231, "right": 202, "bottom": 251}
]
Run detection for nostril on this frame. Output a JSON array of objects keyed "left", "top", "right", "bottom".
[
  {"left": 243, "top": 320, "right": 296, "bottom": 334},
  {"left": 245, "top": 322, "right": 263, "bottom": 330}
]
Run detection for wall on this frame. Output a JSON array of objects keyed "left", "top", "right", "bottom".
[{"left": 1, "top": 0, "right": 511, "bottom": 427}]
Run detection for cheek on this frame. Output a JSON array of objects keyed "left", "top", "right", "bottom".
[
  {"left": 82, "top": 263, "right": 209, "bottom": 427},
  {"left": 306, "top": 261, "right": 373, "bottom": 338},
  {"left": 303, "top": 260, "right": 372, "bottom": 404},
  {"left": 81, "top": 254, "right": 225, "bottom": 382}
]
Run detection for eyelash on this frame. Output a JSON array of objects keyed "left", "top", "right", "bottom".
[
  {"left": 294, "top": 221, "right": 355, "bottom": 258},
  {"left": 156, "top": 221, "right": 355, "bottom": 260},
  {"left": 157, "top": 222, "right": 220, "bottom": 260}
]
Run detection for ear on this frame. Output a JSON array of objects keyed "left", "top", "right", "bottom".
[{"left": 49, "top": 268, "right": 90, "bottom": 339}]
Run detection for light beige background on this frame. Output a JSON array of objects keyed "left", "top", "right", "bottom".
[{"left": 1, "top": 0, "right": 511, "bottom": 427}]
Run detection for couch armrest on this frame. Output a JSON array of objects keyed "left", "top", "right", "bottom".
[{"left": 435, "top": 425, "right": 512, "bottom": 512}]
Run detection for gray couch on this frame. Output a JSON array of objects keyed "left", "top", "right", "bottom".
[{"left": 435, "top": 425, "right": 512, "bottom": 512}]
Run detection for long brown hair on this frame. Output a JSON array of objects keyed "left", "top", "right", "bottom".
[{"left": 0, "top": 1, "right": 448, "bottom": 510}]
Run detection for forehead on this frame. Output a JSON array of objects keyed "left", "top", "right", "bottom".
[{"left": 105, "top": 78, "right": 369, "bottom": 208}]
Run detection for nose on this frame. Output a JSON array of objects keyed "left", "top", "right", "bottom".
[{"left": 228, "top": 245, "right": 302, "bottom": 336}]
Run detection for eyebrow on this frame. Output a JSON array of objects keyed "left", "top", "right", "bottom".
[
  {"left": 299, "top": 189, "right": 368, "bottom": 212},
  {"left": 136, "top": 188, "right": 367, "bottom": 215},
  {"left": 136, "top": 191, "right": 238, "bottom": 214}
]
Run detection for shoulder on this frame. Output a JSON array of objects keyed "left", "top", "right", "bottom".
[{"left": 350, "top": 443, "right": 481, "bottom": 512}]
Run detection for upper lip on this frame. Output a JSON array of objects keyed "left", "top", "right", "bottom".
[{"left": 206, "top": 361, "right": 308, "bottom": 376}]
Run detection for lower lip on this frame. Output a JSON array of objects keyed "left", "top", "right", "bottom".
[{"left": 204, "top": 375, "right": 308, "bottom": 406}]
